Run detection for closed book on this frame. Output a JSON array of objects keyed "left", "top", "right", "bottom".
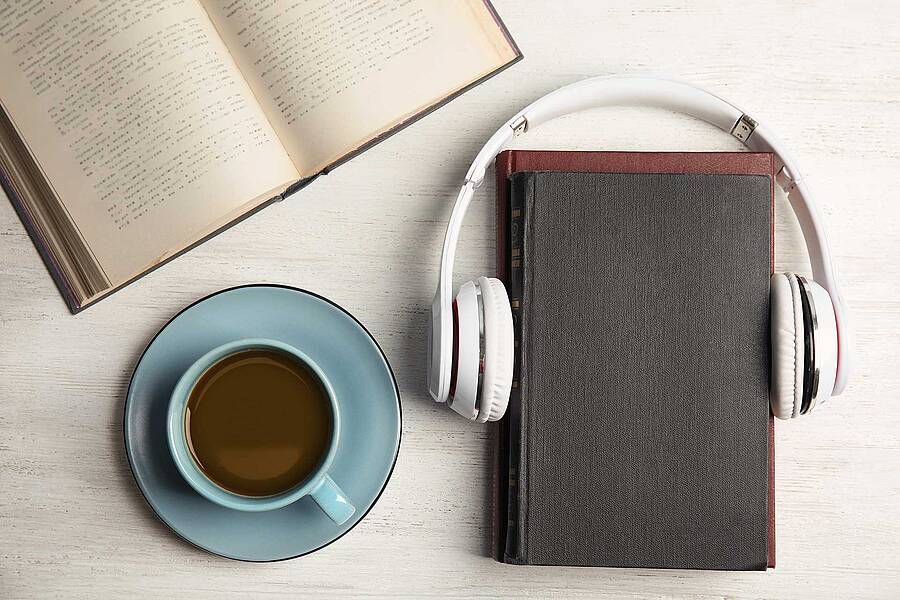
[{"left": 493, "top": 151, "right": 775, "bottom": 570}]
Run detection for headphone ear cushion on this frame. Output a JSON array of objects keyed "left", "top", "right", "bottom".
[
  {"left": 770, "top": 273, "right": 804, "bottom": 419},
  {"left": 477, "top": 276, "right": 514, "bottom": 422},
  {"left": 804, "top": 279, "right": 838, "bottom": 410}
]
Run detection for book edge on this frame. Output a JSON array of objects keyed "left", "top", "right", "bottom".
[
  {"left": 0, "top": 165, "right": 79, "bottom": 313},
  {"left": 502, "top": 171, "right": 533, "bottom": 565},
  {"left": 481, "top": 0, "right": 523, "bottom": 59}
]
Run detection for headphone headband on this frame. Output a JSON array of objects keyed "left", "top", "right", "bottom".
[{"left": 430, "top": 76, "right": 850, "bottom": 406}]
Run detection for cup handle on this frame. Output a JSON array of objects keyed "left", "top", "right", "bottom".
[{"left": 310, "top": 474, "right": 355, "bottom": 525}]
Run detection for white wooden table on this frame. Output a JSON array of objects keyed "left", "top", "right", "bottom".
[{"left": 2, "top": 2, "right": 898, "bottom": 598}]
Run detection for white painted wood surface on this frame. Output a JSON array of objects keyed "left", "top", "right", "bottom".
[{"left": 1, "top": 1, "right": 898, "bottom": 597}]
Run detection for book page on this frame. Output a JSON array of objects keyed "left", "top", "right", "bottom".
[
  {"left": 202, "top": 0, "right": 517, "bottom": 176},
  {"left": 0, "top": 0, "right": 298, "bottom": 288}
]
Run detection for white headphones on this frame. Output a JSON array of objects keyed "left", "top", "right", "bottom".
[{"left": 428, "top": 75, "right": 852, "bottom": 422}]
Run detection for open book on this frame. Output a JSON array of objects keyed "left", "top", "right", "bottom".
[{"left": 0, "top": 0, "right": 520, "bottom": 312}]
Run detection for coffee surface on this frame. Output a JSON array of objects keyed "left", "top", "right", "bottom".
[{"left": 185, "top": 349, "right": 332, "bottom": 497}]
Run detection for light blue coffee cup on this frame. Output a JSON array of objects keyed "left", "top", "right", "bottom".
[{"left": 166, "top": 338, "right": 355, "bottom": 524}]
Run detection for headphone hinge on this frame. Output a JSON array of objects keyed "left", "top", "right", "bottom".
[
  {"left": 511, "top": 115, "right": 528, "bottom": 137},
  {"left": 776, "top": 165, "right": 801, "bottom": 192},
  {"left": 730, "top": 113, "right": 758, "bottom": 144}
]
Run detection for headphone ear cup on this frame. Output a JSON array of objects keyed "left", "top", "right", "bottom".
[
  {"left": 770, "top": 273, "right": 804, "bottom": 419},
  {"left": 476, "top": 276, "right": 514, "bottom": 422}
]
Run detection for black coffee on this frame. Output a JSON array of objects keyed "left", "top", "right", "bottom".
[{"left": 184, "top": 349, "right": 332, "bottom": 497}]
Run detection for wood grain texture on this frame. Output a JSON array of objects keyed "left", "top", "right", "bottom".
[{"left": 1, "top": 1, "right": 898, "bottom": 597}]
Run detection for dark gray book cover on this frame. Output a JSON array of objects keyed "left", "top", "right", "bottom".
[{"left": 503, "top": 171, "right": 771, "bottom": 570}]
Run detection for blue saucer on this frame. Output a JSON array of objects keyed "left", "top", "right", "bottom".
[{"left": 124, "top": 285, "right": 401, "bottom": 561}]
